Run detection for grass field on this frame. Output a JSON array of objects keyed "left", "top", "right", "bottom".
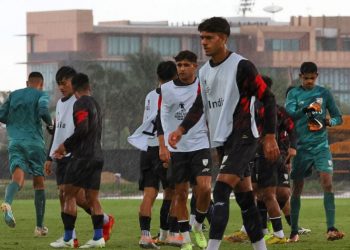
[{"left": 0, "top": 199, "right": 349, "bottom": 249}]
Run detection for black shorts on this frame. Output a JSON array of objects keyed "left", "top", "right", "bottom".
[
  {"left": 55, "top": 157, "right": 70, "bottom": 186},
  {"left": 277, "top": 158, "right": 290, "bottom": 188},
  {"left": 169, "top": 148, "right": 212, "bottom": 185},
  {"left": 139, "top": 146, "right": 170, "bottom": 191},
  {"left": 219, "top": 129, "right": 258, "bottom": 179},
  {"left": 64, "top": 158, "right": 103, "bottom": 190}
]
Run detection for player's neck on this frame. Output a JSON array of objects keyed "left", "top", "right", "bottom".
[{"left": 211, "top": 49, "right": 230, "bottom": 64}]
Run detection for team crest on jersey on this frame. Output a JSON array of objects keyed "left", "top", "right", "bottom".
[
  {"left": 316, "top": 98, "right": 323, "bottom": 105},
  {"left": 328, "top": 160, "right": 333, "bottom": 166},
  {"left": 174, "top": 102, "right": 187, "bottom": 120},
  {"left": 203, "top": 80, "right": 210, "bottom": 93},
  {"left": 202, "top": 159, "right": 209, "bottom": 166}
]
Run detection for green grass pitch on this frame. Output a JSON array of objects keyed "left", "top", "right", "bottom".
[{"left": 0, "top": 199, "right": 349, "bottom": 249}]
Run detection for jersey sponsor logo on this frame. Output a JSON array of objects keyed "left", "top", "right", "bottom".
[
  {"left": 208, "top": 98, "right": 224, "bottom": 109},
  {"left": 145, "top": 99, "right": 151, "bottom": 111},
  {"left": 328, "top": 160, "right": 333, "bottom": 166},
  {"left": 202, "top": 168, "right": 210, "bottom": 173},
  {"left": 174, "top": 102, "right": 187, "bottom": 120},
  {"left": 284, "top": 174, "right": 289, "bottom": 180},
  {"left": 56, "top": 121, "right": 66, "bottom": 129},
  {"left": 202, "top": 159, "right": 209, "bottom": 166}
]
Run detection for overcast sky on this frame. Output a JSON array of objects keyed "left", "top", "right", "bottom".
[{"left": 1, "top": 0, "right": 349, "bottom": 91}]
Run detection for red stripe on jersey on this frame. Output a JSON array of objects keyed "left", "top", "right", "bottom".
[
  {"left": 75, "top": 110, "right": 88, "bottom": 124},
  {"left": 241, "top": 97, "right": 250, "bottom": 112},
  {"left": 255, "top": 74, "right": 267, "bottom": 100},
  {"left": 158, "top": 95, "right": 162, "bottom": 110},
  {"left": 197, "top": 83, "right": 201, "bottom": 95}
]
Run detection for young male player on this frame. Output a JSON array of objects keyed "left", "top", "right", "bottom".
[
  {"left": 285, "top": 61, "right": 344, "bottom": 242},
  {"left": 168, "top": 17, "right": 279, "bottom": 250},
  {"left": 46, "top": 66, "right": 114, "bottom": 248},
  {"left": 128, "top": 61, "right": 178, "bottom": 249},
  {"left": 54, "top": 73, "right": 107, "bottom": 248},
  {"left": 157, "top": 50, "right": 212, "bottom": 250},
  {"left": 0, "top": 72, "right": 52, "bottom": 235}
]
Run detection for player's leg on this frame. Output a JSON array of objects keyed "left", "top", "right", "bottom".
[
  {"left": 174, "top": 182, "right": 191, "bottom": 250},
  {"left": 191, "top": 149, "right": 212, "bottom": 249},
  {"left": 137, "top": 149, "right": 160, "bottom": 249},
  {"left": 157, "top": 187, "right": 173, "bottom": 243},
  {"left": 1, "top": 142, "right": 28, "bottom": 228},
  {"left": 79, "top": 159, "right": 106, "bottom": 248},
  {"left": 1, "top": 167, "right": 24, "bottom": 228},
  {"left": 33, "top": 175, "right": 48, "bottom": 236},
  {"left": 319, "top": 171, "right": 344, "bottom": 240}
]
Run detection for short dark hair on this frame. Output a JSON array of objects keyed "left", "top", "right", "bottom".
[
  {"left": 156, "top": 61, "right": 177, "bottom": 82},
  {"left": 300, "top": 62, "right": 318, "bottom": 74},
  {"left": 28, "top": 71, "right": 43, "bottom": 81},
  {"left": 174, "top": 50, "right": 197, "bottom": 63},
  {"left": 72, "top": 73, "right": 90, "bottom": 92},
  {"left": 198, "top": 17, "right": 230, "bottom": 37},
  {"left": 56, "top": 66, "right": 77, "bottom": 84},
  {"left": 262, "top": 75, "right": 273, "bottom": 88}
]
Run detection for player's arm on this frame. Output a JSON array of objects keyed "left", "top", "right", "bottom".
[
  {"left": 156, "top": 92, "right": 170, "bottom": 165},
  {"left": 0, "top": 95, "right": 11, "bottom": 124},
  {"left": 38, "top": 91, "right": 52, "bottom": 126},
  {"left": 325, "top": 89, "right": 343, "bottom": 127},
  {"left": 168, "top": 84, "right": 203, "bottom": 148},
  {"left": 279, "top": 106, "right": 297, "bottom": 163},
  {"left": 285, "top": 90, "right": 305, "bottom": 120},
  {"left": 237, "top": 60, "right": 279, "bottom": 161}
]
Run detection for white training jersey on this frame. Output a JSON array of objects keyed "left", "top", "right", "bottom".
[
  {"left": 49, "top": 95, "right": 76, "bottom": 158},
  {"left": 128, "top": 89, "right": 159, "bottom": 150},
  {"left": 199, "top": 53, "right": 259, "bottom": 148},
  {"left": 143, "top": 89, "right": 159, "bottom": 147},
  {"left": 160, "top": 78, "right": 209, "bottom": 152}
]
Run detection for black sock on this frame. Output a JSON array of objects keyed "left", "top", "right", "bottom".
[
  {"left": 235, "top": 191, "right": 264, "bottom": 243},
  {"left": 91, "top": 214, "right": 104, "bottom": 229},
  {"left": 139, "top": 216, "right": 151, "bottom": 231},
  {"left": 178, "top": 220, "right": 190, "bottom": 233},
  {"left": 168, "top": 216, "right": 179, "bottom": 233},
  {"left": 209, "top": 181, "right": 232, "bottom": 240},
  {"left": 160, "top": 200, "right": 171, "bottom": 230},
  {"left": 257, "top": 200, "right": 267, "bottom": 229},
  {"left": 190, "top": 195, "right": 196, "bottom": 215},
  {"left": 84, "top": 208, "right": 92, "bottom": 215},
  {"left": 195, "top": 209, "right": 206, "bottom": 224},
  {"left": 270, "top": 217, "right": 283, "bottom": 232},
  {"left": 206, "top": 200, "right": 214, "bottom": 224},
  {"left": 61, "top": 212, "right": 76, "bottom": 230}
]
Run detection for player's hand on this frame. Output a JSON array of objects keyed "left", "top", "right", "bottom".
[
  {"left": 303, "top": 101, "right": 321, "bottom": 113},
  {"left": 54, "top": 144, "right": 66, "bottom": 159},
  {"left": 285, "top": 147, "right": 296, "bottom": 166},
  {"left": 168, "top": 127, "right": 185, "bottom": 149},
  {"left": 159, "top": 145, "right": 171, "bottom": 168},
  {"left": 262, "top": 134, "right": 280, "bottom": 162},
  {"left": 44, "top": 160, "right": 53, "bottom": 176}
]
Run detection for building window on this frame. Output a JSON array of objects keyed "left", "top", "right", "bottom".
[
  {"left": 148, "top": 36, "right": 180, "bottom": 56},
  {"left": 107, "top": 36, "right": 141, "bottom": 56},
  {"left": 265, "top": 39, "right": 300, "bottom": 51},
  {"left": 191, "top": 37, "right": 202, "bottom": 58},
  {"left": 343, "top": 38, "right": 350, "bottom": 51},
  {"left": 28, "top": 63, "right": 58, "bottom": 92},
  {"left": 316, "top": 38, "right": 337, "bottom": 51}
]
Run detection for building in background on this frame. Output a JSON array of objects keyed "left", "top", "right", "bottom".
[{"left": 26, "top": 10, "right": 350, "bottom": 103}]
